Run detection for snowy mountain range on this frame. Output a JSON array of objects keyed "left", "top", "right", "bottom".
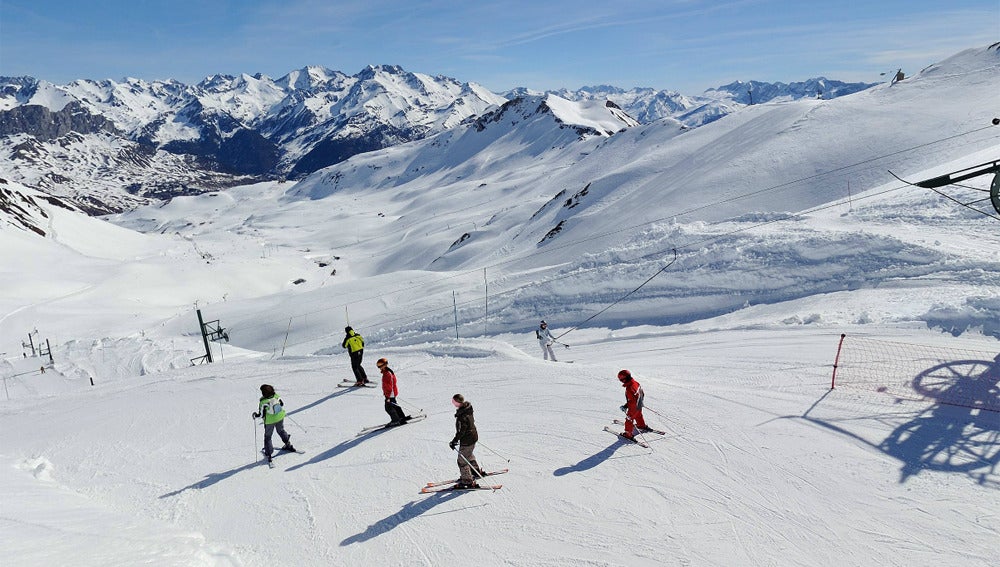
[
  {"left": 3, "top": 42, "right": 996, "bottom": 346},
  {"left": 0, "top": 64, "right": 873, "bottom": 214}
]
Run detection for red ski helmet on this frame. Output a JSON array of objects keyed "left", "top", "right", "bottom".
[
  {"left": 617, "top": 369, "right": 631, "bottom": 382},
  {"left": 376, "top": 357, "right": 388, "bottom": 368}
]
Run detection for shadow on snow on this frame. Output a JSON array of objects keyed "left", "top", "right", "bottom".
[
  {"left": 159, "top": 460, "right": 262, "bottom": 498},
  {"left": 286, "top": 387, "right": 361, "bottom": 417},
  {"left": 552, "top": 441, "right": 627, "bottom": 476},
  {"left": 340, "top": 491, "right": 485, "bottom": 545},
  {"left": 800, "top": 356, "right": 999, "bottom": 486},
  {"left": 285, "top": 428, "right": 389, "bottom": 471},
  {"left": 159, "top": 409, "right": 387, "bottom": 497}
]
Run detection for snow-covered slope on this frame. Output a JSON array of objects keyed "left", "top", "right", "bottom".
[
  {"left": 121, "top": 44, "right": 992, "bottom": 345},
  {"left": 2, "top": 44, "right": 999, "bottom": 567},
  {"left": 5, "top": 327, "right": 998, "bottom": 566}
]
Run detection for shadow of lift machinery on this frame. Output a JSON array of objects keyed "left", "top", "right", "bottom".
[{"left": 191, "top": 309, "right": 229, "bottom": 365}]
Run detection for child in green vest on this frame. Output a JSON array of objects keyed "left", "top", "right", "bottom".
[{"left": 253, "top": 384, "right": 295, "bottom": 463}]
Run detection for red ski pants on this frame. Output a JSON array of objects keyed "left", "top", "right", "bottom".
[{"left": 624, "top": 410, "right": 647, "bottom": 435}]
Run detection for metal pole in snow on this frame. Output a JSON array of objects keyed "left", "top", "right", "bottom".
[
  {"left": 453, "top": 291, "right": 459, "bottom": 339},
  {"left": 196, "top": 309, "right": 213, "bottom": 363},
  {"left": 280, "top": 317, "right": 292, "bottom": 357}
]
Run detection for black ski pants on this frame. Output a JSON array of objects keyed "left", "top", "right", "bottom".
[{"left": 349, "top": 349, "right": 368, "bottom": 382}]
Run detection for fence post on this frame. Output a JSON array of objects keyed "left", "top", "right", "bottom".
[{"left": 830, "top": 333, "right": 846, "bottom": 389}]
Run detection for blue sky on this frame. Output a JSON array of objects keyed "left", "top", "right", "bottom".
[{"left": 1, "top": 1, "right": 997, "bottom": 93}]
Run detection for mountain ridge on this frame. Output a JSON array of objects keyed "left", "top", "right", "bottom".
[{"left": 1, "top": 65, "right": 874, "bottom": 214}]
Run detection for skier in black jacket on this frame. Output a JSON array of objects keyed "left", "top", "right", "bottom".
[
  {"left": 449, "top": 394, "right": 484, "bottom": 488},
  {"left": 342, "top": 326, "right": 369, "bottom": 385}
]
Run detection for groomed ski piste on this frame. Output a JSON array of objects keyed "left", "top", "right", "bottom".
[
  {"left": 5, "top": 328, "right": 998, "bottom": 566},
  {"left": 2, "top": 45, "right": 999, "bottom": 566}
]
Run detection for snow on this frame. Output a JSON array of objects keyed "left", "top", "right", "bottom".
[
  {"left": 544, "top": 93, "right": 639, "bottom": 133},
  {"left": 23, "top": 80, "right": 76, "bottom": 112},
  {"left": 2, "top": 44, "right": 999, "bottom": 566}
]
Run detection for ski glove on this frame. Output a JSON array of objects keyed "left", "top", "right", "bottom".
[
  {"left": 619, "top": 404, "right": 628, "bottom": 413},
  {"left": 449, "top": 440, "right": 457, "bottom": 450},
  {"left": 252, "top": 412, "right": 260, "bottom": 419}
]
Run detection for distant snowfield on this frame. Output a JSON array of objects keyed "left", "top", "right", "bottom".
[{"left": 2, "top": 45, "right": 999, "bottom": 566}]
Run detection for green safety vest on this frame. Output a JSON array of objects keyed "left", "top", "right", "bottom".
[{"left": 258, "top": 394, "right": 286, "bottom": 424}]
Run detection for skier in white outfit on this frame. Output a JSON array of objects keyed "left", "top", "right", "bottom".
[{"left": 536, "top": 320, "right": 558, "bottom": 361}]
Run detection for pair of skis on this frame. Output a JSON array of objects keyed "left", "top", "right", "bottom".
[
  {"left": 420, "top": 469, "right": 508, "bottom": 493},
  {"left": 604, "top": 419, "right": 666, "bottom": 448},
  {"left": 356, "top": 414, "right": 427, "bottom": 436},
  {"left": 337, "top": 379, "right": 376, "bottom": 388}
]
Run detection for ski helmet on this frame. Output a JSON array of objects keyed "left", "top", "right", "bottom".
[
  {"left": 376, "top": 357, "right": 388, "bottom": 367},
  {"left": 617, "top": 369, "right": 631, "bottom": 382}
]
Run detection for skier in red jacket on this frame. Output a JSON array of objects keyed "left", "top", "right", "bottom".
[
  {"left": 378, "top": 358, "right": 408, "bottom": 426},
  {"left": 618, "top": 369, "right": 650, "bottom": 439}
]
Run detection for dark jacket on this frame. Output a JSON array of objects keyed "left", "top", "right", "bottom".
[{"left": 451, "top": 402, "right": 479, "bottom": 446}]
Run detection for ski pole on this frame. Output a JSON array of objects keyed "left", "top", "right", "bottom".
[
  {"left": 643, "top": 405, "right": 668, "bottom": 419},
  {"left": 285, "top": 414, "right": 307, "bottom": 434},
  {"left": 641, "top": 406, "right": 675, "bottom": 433},
  {"left": 475, "top": 440, "right": 510, "bottom": 463},
  {"left": 252, "top": 415, "right": 259, "bottom": 463},
  {"left": 454, "top": 446, "right": 485, "bottom": 479},
  {"left": 392, "top": 398, "right": 423, "bottom": 415},
  {"left": 621, "top": 412, "right": 654, "bottom": 451},
  {"left": 455, "top": 445, "right": 496, "bottom": 491}
]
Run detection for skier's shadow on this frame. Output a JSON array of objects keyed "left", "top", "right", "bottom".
[
  {"left": 340, "top": 491, "right": 475, "bottom": 545},
  {"left": 285, "top": 428, "right": 389, "bottom": 471},
  {"left": 553, "top": 441, "right": 624, "bottom": 476},
  {"left": 159, "top": 461, "right": 259, "bottom": 498},
  {"left": 286, "top": 387, "right": 358, "bottom": 417}
]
